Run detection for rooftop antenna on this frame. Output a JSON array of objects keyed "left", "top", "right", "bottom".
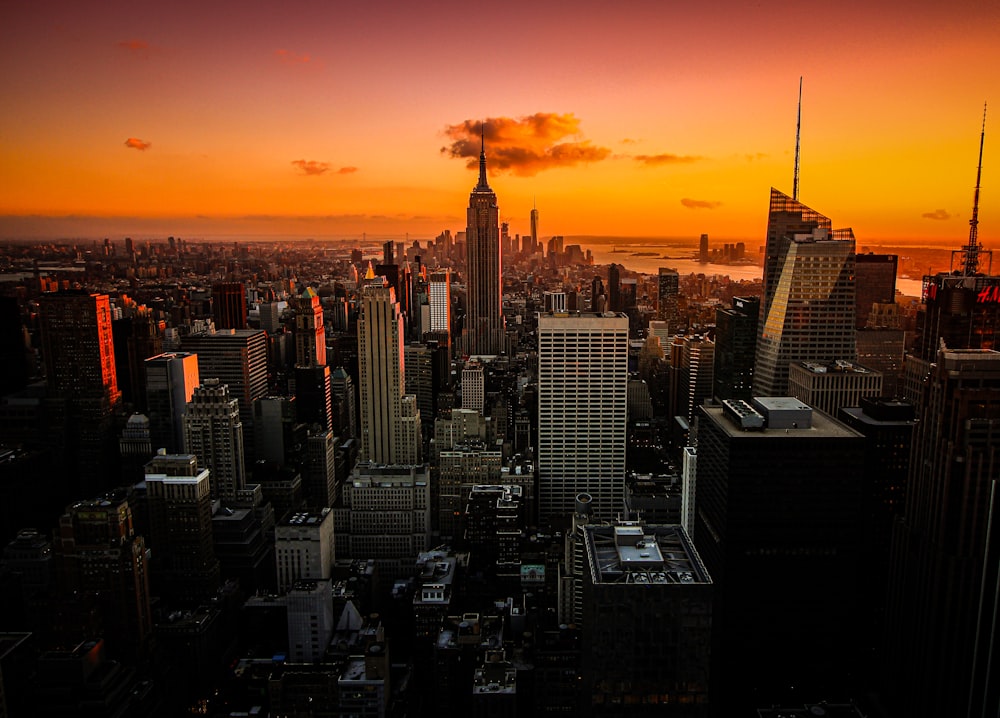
[
  {"left": 954, "top": 104, "right": 989, "bottom": 275},
  {"left": 793, "top": 77, "right": 802, "bottom": 201},
  {"left": 477, "top": 120, "right": 489, "bottom": 189}
]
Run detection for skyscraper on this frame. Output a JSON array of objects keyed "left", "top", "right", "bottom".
[
  {"left": 530, "top": 202, "right": 539, "bottom": 256},
  {"left": 713, "top": 296, "right": 759, "bottom": 401},
  {"left": 465, "top": 133, "right": 504, "bottom": 356},
  {"left": 38, "top": 290, "right": 122, "bottom": 495},
  {"left": 183, "top": 378, "right": 246, "bottom": 501},
  {"left": 211, "top": 282, "right": 247, "bottom": 330},
  {"left": 537, "top": 312, "right": 628, "bottom": 524},
  {"left": 855, "top": 253, "right": 897, "bottom": 329},
  {"left": 145, "top": 351, "right": 200, "bottom": 454},
  {"left": 755, "top": 193, "right": 856, "bottom": 396},
  {"left": 358, "top": 279, "right": 421, "bottom": 465},
  {"left": 657, "top": 267, "right": 680, "bottom": 327},
  {"left": 293, "top": 287, "right": 326, "bottom": 368},
  {"left": 883, "top": 349, "right": 1000, "bottom": 717}
]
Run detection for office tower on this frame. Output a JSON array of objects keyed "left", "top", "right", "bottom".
[
  {"left": 760, "top": 188, "right": 833, "bottom": 317},
  {"left": 295, "top": 365, "right": 333, "bottom": 431},
  {"left": 580, "top": 523, "right": 712, "bottom": 715},
  {"left": 699, "top": 233, "right": 709, "bottom": 263},
  {"left": 883, "top": 349, "right": 1000, "bottom": 717},
  {"left": 437, "top": 445, "right": 504, "bottom": 540},
  {"left": 275, "top": 509, "right": 335, "bottom": 592},
  {"left": 181, "top": 328, "right": 268, "bottom": 460},
  {"left": 754, "top": 221, "right": 857, "bottom": 396},
  {"left": 38, "top": 290, "right": 122, "bottom": 495},
  {"left": 119, "top": 413, "right": 153, "bottom": 483},
  {"left": 54, "top": 493, "right": 152, "bottom": 660},
  {"left": 713, "top": 296, "right": 759, "bottom": 401},
  {"left": 258, "top": 301, "right": 282, "bottom": 334},
  {"left": 357, "top": 280, "right": 421, "bottom": 464},
  {"left": 530, "top": 203, "right": 539, "bottom": 254},
  {"left": 461, "top": 361, "right": 485, "bottom": 413},
  {"left": 303, "top": 429, "right": 338, "bottom": 508},
  {"left": 681, "top": 334, "right": 715, "bottom": 422},
  {"left": 657, "top": 267, "right": 680, "bottom": 326},
  {"left": 330, "top": 368, "right": 357, "bottom": 439},
  {"left": 143, "top": 452, "right": 220, "bottom": 604},
  {"left": 590, "top": 276, "right": 605, "bottom": 312},
  {"left": 838, "top": 397, "right": 916, "bottom": 682},
  {"left": 0, "top": 297, "right": 30, "bottom": 396},
  {"left": 855, "top": 253, "right": 897, "bottom": 329},
  {"left": 253, "top": 395, "right": 297, "bottom": 465},
  {"left": 212, "top": 282, "right": 247, "bottom": 330},
  {"left": 788, "top": 360, "right": 882, "bottom": 416},
  {"left": 111, "top": 306, "right": 162, "bottom": 410},
  {"left": 607, "top": 264, "right": 622, "bottom": 312},
  {"left": 332, "top": 464, "right": 432, "bottom": 585},
  {"left": 857, "top": 319, "right": 905, "bottom": 398},
  {"left": 287, "top": 579, "right": 335, "bottom": 662},
  {"left": 404, "top": 343, "right": 436, "bottom": 430},
  {"left": 183, "top": 379, "right": 246, "bottom": 501},
  {"left": 428, "top": 270, "right": 452, "bottom": 345},
  {"left": 695, "top": 399, "right": 865, "bottom": 711},
  {"left": 465, "top": 135, "right": 504, "bottom": 356},
  {"left": 145, "top": 351, "right": 200, "bottom": 453},
  {"left": 293, "top": 287, "right": 326, "bottom": 368},
  {"left": 538, "top": 312, "right": 628, "bottom": 524}
]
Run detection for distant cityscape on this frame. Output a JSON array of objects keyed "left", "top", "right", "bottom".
[{"left": 0, "top": 129, "right": 998, "bottom": 718}]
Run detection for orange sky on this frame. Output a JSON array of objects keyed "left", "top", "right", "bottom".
[{"left": 1, "top": 0, "right": 998, "bottom": 246}]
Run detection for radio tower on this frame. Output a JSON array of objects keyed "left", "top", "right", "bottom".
[
  {"left": 958, "top": 103, "right": 988, "bottom": 275},
  {"left": 793, "top": 77, "right": 802, "bottom": 200}
]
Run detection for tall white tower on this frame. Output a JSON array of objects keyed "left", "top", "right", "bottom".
[
  {"left": 537, "top": 311, "right": 628, "bottom": 523},
  {"left": 358, "top": 278, "right": 421, "bottom": 465}
]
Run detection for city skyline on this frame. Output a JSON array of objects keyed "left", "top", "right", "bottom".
[{"left": 2, "top": 1, "right": 998, "bottom": 245}]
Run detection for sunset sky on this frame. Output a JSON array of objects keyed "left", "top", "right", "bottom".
[{"left": 1, "top": 0, "right": 998, "bottom": 246}]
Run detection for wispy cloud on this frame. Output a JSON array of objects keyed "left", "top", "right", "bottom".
[
  {"left": 275, "top": 49, "right": 313, "bottom": 65},
  {"left": 117, "top": 39, "right": 149, "bottom": 55},
  {"left": 621, "top": 138, "right": 641, "bottom": 145},
  {"left": 337, "top": 166, "right": 358, "bottom": 174},
  {"left": 634, "top": 153, "right": 702, "bottom": 166},
  {"left": 681, "top": 198, "right": 722, "bottom": 210},
  {"left": 124, "top": 137, "right": 151, "bottom": 151},
  {"left": 921, "top": 209, "right": 952, "bottom": 220},
  {"left": 744, "top": 152, "right": 768, "bottom": 162},
  {"left": 292, "top": 160, "right": 331, "bottom": 176},
  {"left": 442, "top": 113, "right": 610, "bottom": 176}
]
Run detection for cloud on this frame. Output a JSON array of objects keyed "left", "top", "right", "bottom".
[
  {"left": 292, "top": 160, "right": 331, "bottom": 176},
  {"left": 275, "top": 49, "right": 312, "bottom": 65},
  {"left": 634, "top": 153, "right": 701, "bottom": 166},
  {"left": 117, "top": 39, "right": 149, "bottom": 54},
  {"left": 922, "top": 209, "right": 952, "bottom": 220},
  {"left": 621, "top": 138, "right": 641, "bottom": 145},
  {"left": 124, "top": 137, "right": 151, "bottom": 151},
  {"left": 744, "top": 152, "right": 768, "bottom": 162},
  {"left": 681, "top": 198, "right": 722, "bottom": 210},
  {"left": 337, "top": 166, "right": 358, "bottom": 174},
  {"left": 442, "top": 113, "right": 610, "bottom": 176}
]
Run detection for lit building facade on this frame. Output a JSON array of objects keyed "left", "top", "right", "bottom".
[{"left": 465, "top": 138, "right": 504, "bottom": 356}]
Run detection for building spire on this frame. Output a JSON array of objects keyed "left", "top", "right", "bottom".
[
  {"left": 476, "top": 121, "right": 490, "bottom": 190},
  {"left": 793, "top": 77, "right": 802, "bottom": 201},
  {"left": 961, "top": 103, "right": 988, "bottom": 275}
]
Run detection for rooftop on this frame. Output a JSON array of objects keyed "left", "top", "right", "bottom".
[{"left": 585, "top": 523, "right": 711, "bottom": 586}]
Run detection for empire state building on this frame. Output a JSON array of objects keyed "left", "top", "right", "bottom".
[{"left": 465, "top": 135, "right": 504, "bottom": 356}]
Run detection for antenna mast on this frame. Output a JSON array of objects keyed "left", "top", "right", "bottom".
[
  {"left": 793, "top": 77, "right": 802, "bottom": 201},
  {"left": 962, "top": 103, "right": 988, "bottom": 275}
]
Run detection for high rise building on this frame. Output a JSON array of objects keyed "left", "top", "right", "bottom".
[
  {"left": 183, "top": 378, "right": 246, "bottom": 501},
  {"left": 713, "top": 296, "right": 759, "bottom": 401},
  {"left": 275, "top": 509, "right": 335, "bottom": 593},
  {"left": 657, "top": 267, "right": 680, "bottom": 327},
  {"left": 54, "top": 492, "right": 152, "bottom": 660},
  {"left": 788, "top": 360, "right": 882, "bottom": 417},
  {"left": 461, "top": 361, "right": 485, "bottom": 414},
  {"left": 699, "top": 233, "right": 709, "bottom": 263},
  {"left": 293, "top": 287, "right": 326, "bottom": 368},
  {"left": 681, "top": 334, "right": 715, "bottom": 423},
  {"left": 883, "top": 349, "right": 1000, "bottom": 717},
  {"left": 538, "top": 312, "right": 628, "bottom": 524},
  {"left": 465, "top": 135, "right": 504, "bottom": 356},
  {"left": 428, "top": 270, "right": 452, "bottom": 347},
  {"left": 855, "top": 253, "right": 897, "bottom": 329},
  {"left": 294, "top": 365, "right": 333, "bottom": 431},
  {"left": 38, "top": 290, "right": 122, "bottom": 496},
  {"left": 331, "top": 367, "right": 357, "bottom": 440},
  {"left": 580, "top": 522, "right": 712, "bottom": 715},
  {"left": 211, "top": 282, "right": 247, "bottom": 330},
  {"left": 607, "top": 264, "right": 622, "bottom": 313},
  {"left": 145, "top": 352, "right": 200, "bottom": 454},
  {"left": 181, "top": 328, "right": 268, "bottom": 461},
  {"left": 754, "top": 212, "right": 856, "bottom": 396},
  {"left": 695, "top": 399, "right": 865, "bottom": 711},
  {"left": 357, "top": 279, "right": 421, "bottom": 465},
  {"left": 530, "top": 203, "right": 539, "bottom": 255},
  {"left": 143, "top": 452, "right": 220, "bottom": 604}
]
